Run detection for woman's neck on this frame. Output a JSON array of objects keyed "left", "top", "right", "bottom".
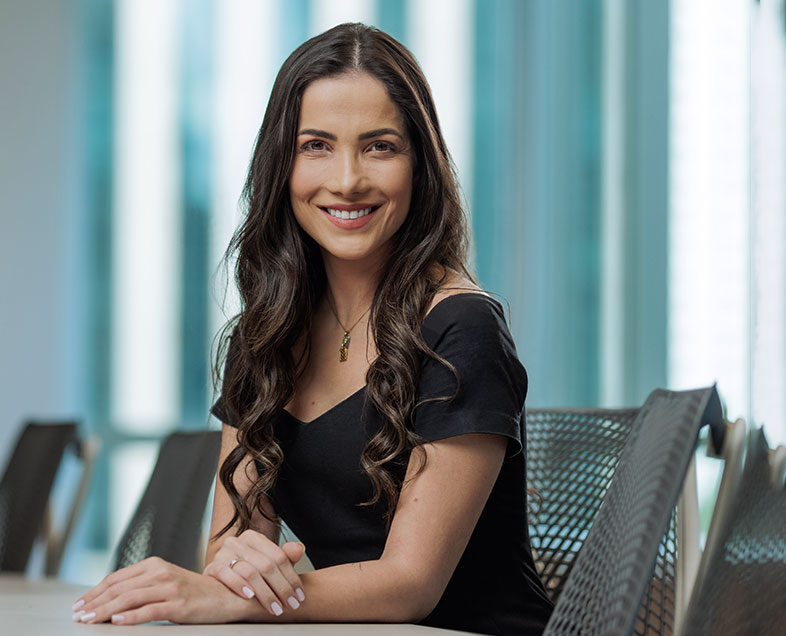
[{"left": 321, "top": 252, "right": 385, "bottom": 324}]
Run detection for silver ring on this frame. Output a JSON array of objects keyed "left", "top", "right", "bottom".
[{"left": 229, "top": 558, "right": 240, "bottom": 569}]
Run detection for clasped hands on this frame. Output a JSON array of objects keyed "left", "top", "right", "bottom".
[{"left": 71, "top": 530, "right": 307, "bottom": 625}]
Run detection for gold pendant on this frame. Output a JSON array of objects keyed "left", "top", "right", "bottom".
[{"left": 339, "top": 332, "right": 350, "bottom": 362}]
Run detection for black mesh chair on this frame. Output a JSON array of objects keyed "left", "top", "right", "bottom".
[
  {"left": 543, "top": 386, "right": 725, "bottom": 636},
  {"left": 526, "top": 407, "right": 640, "bottom": 600},
  {"left": 678, "top": 426, "right": 786, "bottom": 636},
  {"left": 113, "top": 430, "right": 221, "bottom": 572},
  {"left": 0, "top": 421, "right": 81, "bottom": 572},
  {"left": 527, "top": 407, "right": 687, "bottom": 634}
]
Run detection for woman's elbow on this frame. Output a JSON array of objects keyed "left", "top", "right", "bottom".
[
  {"left": 383, "top": 595, "right": 438, "bottom": 624},
  {"left": 401, "top": 597, "right": 439, "bottom": 624},
  {"left": 382, "top": 567, "right": 444, "bottom": 623}
]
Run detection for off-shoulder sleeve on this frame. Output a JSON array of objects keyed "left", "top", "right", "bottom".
[{"left": 412, "top": 294, "right": 527, "bottom": 455}]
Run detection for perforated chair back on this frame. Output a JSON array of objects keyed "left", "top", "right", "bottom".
[
  {"left": 526, "top": 407, "right": 640, "bottom": 600},
  {"left": 544, "top": 386, "right": 725, "bottom": 636},
  {"left": 113, "top": 430, "right": 221, "bottom": 572},
  {"left": 678, "top": 428, "right": 786, "bottom": 636},
  {"left": 0, "top": 421, "right": 79, "bottom": 572}
]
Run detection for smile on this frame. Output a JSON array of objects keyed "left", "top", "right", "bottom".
[{"left": 323, "top": 206, "right": 378, "bottom": 220}]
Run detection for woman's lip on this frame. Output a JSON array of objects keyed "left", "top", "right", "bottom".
[
  {"left": 320, "top": 206, "right": 378, "bottom": 229},
  {"left": 320, "top": 203, "right": 379, "bottom": 212}
]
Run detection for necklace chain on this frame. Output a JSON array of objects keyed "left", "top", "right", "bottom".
[{"left": 326, "top": 294, "right": 371, "bottom": 362}]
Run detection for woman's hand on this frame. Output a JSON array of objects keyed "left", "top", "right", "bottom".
[
  {"left": 71, "top": 557, "right": 254, "bottom": 625},
  {"left": 203, "top": 529, "right": 306, "bottom": 616}
]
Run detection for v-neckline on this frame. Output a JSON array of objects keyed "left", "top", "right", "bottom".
[
  {"left": 282, "top": 385, "right": 367, "bottom": 425},
  {"left": 281, "top": 291, "right": 490, "bottom": 425}
]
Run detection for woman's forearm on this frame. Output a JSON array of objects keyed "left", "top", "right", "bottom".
[{"left": 237, "top": 556, "right": 436, "bottom": 624}]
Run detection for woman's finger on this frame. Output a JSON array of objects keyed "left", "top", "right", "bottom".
[
  {"left": 72, "top": 558, "right": 152, "bottom": 609},
  {"left": 78, "top": 581, "right": 173, "bottom": 624},
  {"left": 74, "top": 569, "right": 155, "bottom": 620},
  {"left": 203, "top": 560, "right": 259, "bottom": 602},
  {"left": 109, "top": 601, "right": 170, "bottom": 626},
  {"left": 235, "top": 531, "right": 305, "bottom": 603},
  {"left": 281, "top": 541, "right": 306, "bottom": 564},
  {"left": 208, "top": 532, "right": 306, "bottom": 607},
  {"left": 228, "top": 559, "right": 285, "bottom": 616}
]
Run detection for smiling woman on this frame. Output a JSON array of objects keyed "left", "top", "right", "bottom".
[
  {"left": 73, "top": 23, "right": 554, "bottom": 636},
  {"left": 289, "top": 72, "right": 414, "bottom": 266}
]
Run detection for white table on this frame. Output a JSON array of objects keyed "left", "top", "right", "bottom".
[{"left": 0, "top": 576, "right": 472, "bottom": 635}]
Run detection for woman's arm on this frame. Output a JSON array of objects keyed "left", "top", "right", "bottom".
[
  {"left": 213, "top": 431, "right": 507, "bottom": 623},
  {"left": 73, "top": 431, "right": 505, "bottom": 625},
  {"left": 72, "top": 424, "right": 305, "bottom": 624}
]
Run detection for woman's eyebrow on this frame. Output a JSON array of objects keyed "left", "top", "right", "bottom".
[
  {"left": 297, "top": 128, "right": 404, "bottom": 141},
  {"left": 358, "top": 128, "right": 404, "bottom": 140},
  {"left": 298, "top": 128, "right": 337, "bottom": 140}
]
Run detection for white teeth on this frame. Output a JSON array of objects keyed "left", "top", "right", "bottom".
[{"left": 325, "top": 207, "right": 373, "bottom": 219}]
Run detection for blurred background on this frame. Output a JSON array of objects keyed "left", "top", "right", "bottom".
[{"left": 1, "top": 0, "right": 784, "bottom": 583}]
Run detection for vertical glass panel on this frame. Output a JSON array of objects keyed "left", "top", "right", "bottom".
[
  {"left": 751, "top": 0, "right": 786, "bottom": 444},
  {"left": 111, "top": 0, "right": 182, "bottom": 432},
  {"left": 209, "top": 0, "right": 280, "bottom": 349},
  {"left": 600, "top": 0, "right": 626, "bottom": 406},
  {"left": 309, "top": 0, "right": 376, "bottom": 36},
  {"left": 406, "top": 0, "right": 475, "bottom": 208},
  {"left": 668, "top": 0, "right": 750, "bottom": 420}
]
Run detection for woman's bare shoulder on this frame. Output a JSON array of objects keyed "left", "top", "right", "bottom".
[{"left": 426, "top": 268, "right": 488, "bottom": 314}]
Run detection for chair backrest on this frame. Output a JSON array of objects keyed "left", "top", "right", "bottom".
[
  {"left": 527, "top": 407, "right": 685, "bottom": 635},
  {"left": 45, "top": 434, "right": 101, "bottom": 575},
  {"left": 113, "top": 430, "right": 221, "bottom": 572},
  {"left": 544, "top": 386, "right": 725, "bottom": 636},
  {"left": 678, "top": 427, "right": 786, "bottom": 636},
  {"left": 0, "top": 421, "right": 79, "bottom": 572},
  {"left": 526, "top": 407, "right": 640, "bottom": 600}
]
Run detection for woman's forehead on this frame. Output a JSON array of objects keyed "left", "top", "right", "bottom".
[{"left": 297, "top": 73, "right": 406, "bottom": 135}]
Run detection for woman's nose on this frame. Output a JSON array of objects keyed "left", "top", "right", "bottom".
[{"left": 329, "top": 151, "right": 367, "bottom": 195}]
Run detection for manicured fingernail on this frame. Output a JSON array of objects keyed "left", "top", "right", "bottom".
[
  {"left": 112, "top": 615, "right": 125, "bottom": 624},
  {"left": 72, "top": 610, "right": 85, "bottom": 621},
  {"left": 295, "top": 587, "right": 305, "bottom": 602},
  {"left": 80, "top": 612, "right": 96, "bottom": 622},
  {"left": 271, "top": 602, "right": 283, "bottom": 616},
  {"left": 72, "top": 599, "right": 85, "bottom": 611},
  {"left": 242, "top": 586, "right": 255, "bottom": 599},
  {"left": 287, "top": 596, "right": 300, "bottom": 609}
]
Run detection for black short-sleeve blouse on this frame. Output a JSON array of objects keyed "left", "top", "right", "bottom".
[{"left": 212, "top": 293, "right": 553, "bottom": 635}]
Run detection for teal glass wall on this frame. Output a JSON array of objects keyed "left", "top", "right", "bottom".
[{"left": 13, "top": 0, "right": 780, "bottom": 582}]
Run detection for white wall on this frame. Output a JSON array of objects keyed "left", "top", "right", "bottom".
[{"left": 0, "top": 0, "right": 87, "bottom": 469}]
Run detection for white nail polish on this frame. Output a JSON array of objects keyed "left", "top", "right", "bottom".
[
  {"left": 80, "top": 611, "right": 96, "bottom": 622},
  {"left": 72, "top": 611, "right": 85, "bottom": 621},
  {"left": 242, "top": 586, "right": 255, "bottom": 599},
  {"left": 271, "top": 602, "right": 283, "bottom": 616},
  {"left": 296, "top": 587, "right": 305, "bottom": 602},
  {"left": 112, "top": 614, "right": 125, "bottom": 624},
  {"left": 72, "top": 599, "right": 85, "bottom": 611},
  {"left": 287, "top": 596, "right": 300, "bottom": 609}
]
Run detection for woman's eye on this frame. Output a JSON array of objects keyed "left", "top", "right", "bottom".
[
  {"left": 301, "top": 140, "right": 327, "bottom": 152},
  {"left": 369, "top": 141, "right": 395, "bottom": 153}
]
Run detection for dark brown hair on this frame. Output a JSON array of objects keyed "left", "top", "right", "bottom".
[{"left": 215, "top": 23, "right": 474, "bottom": 537}]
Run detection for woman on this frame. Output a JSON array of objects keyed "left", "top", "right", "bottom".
[{"left": 73, "top": 23, "right": 553, "bottom": 634}]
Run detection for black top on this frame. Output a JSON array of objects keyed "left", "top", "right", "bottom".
[{"left": 212, "top": 293, "right": 553, "bottom": 635}]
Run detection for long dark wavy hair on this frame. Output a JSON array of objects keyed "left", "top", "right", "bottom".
[{"left": 215, "top": 23, "right": 474, "bottom": 538}]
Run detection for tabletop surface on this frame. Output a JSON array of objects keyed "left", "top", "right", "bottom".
[{"left": 0, "top": 575, "right": 472, "bottom": 635}]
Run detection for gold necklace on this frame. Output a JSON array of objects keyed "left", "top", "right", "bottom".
[{"left": 326, "top": 295, "right": 371, "bottom": 362}]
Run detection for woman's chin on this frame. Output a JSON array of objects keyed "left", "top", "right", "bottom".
[{"left": 319, "top": 242, "right": 392, "bottom": 267}]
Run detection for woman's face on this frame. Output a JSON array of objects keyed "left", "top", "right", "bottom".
[{"left": 289, "top": 72, "right": 414, "bottom": 268}]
